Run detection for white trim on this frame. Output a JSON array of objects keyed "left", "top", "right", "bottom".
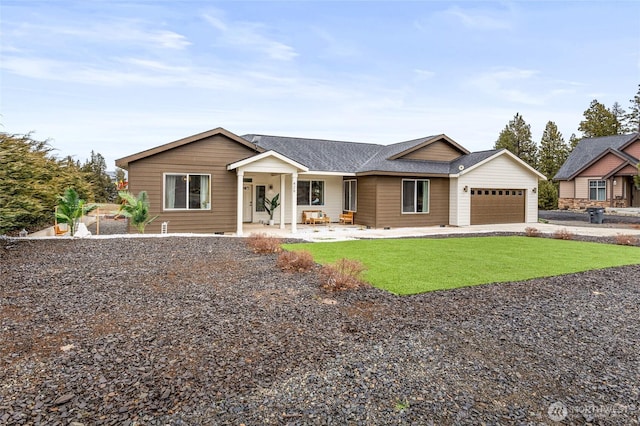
[
  {"left": 401, "top": 178, "right": 430, "bottom": 214},
  {"left": 303, "top": 171, "right": 356, "bottom": 176},
  {"left": 343, "top": 179, "right": 357, "bottom": 212},
  {"left": 163, "top": 173, "right": 211, "bottom": 211},
  {"left": 227, "top": 150, "right": 308, "bottom": 172},
  {"left": 450, "top": 150, "right": 547, "bottom": 180}
]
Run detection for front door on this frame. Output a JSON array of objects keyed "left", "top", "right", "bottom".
[
  {"left": 243, "top": 184, "right": 253, "bottom": 222},
  {"left": 632, "top": 179, "right": 640, "bottom": 207}
]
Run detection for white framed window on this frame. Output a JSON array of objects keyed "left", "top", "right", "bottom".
[
  {"left": 343, "top": 180, "right": 357, "bottom": 211},
  {"left": 589, "top": 180, "right": 606, "bottom": 201},
  {"left": 402, "top": 179, "right": 429, "bottom": 213},
  {"left": 164, "top": 173, "right": 211, "bottom": 210},
  {"left": 297, "top": 180, "right": 325, "bottom": 206}
]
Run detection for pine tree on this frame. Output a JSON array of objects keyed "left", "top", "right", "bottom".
[
  {"left": 538, "top": 121, "right": 569, "bottom": 179},
  {"left": 625, "top": 84, "right": 640, "bottom": 133},
  {"left": 578, "top": 99, "right": 621, "bottom": 137},
  {"left": 611, "top": 102, "right": 628, "bottom": 133},
  {"left": 494, "top": 113, "right": 537, "bottom": 168},
  {"left": 81, "top": 151, "right": 117, "bottom": 202}
]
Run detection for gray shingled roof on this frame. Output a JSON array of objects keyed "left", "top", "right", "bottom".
[
  {"left": 241, "top": 134, "right": 494, "bottom": 175},
  {"left": 553, "top": 133, "right": 639, "bottom": 180},
  {"left": 449, "top": 150, "right": 501, "bottom": 173}
]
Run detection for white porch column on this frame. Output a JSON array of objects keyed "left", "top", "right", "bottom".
[
  {"left": 290, "top": 172, "right": 298, "bottom": 234},
  {"left": 236, "top": 170, "right": 244, "bottom": 236},
  {"left": 279, "top": 174, "right": 286, "bottom": 230}
]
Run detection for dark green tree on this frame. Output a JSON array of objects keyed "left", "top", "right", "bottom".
[
  {"left": 538, "top": 180, "right": 558, "bottom": 210},
  {"left": 625, "top": 84, "right": 640, "bottom": 132},
  {"left": 611, "top": 102, "right": 628, "bottom": 133},
  {"left": 538, "top": 121, "right": 569, "bottom": 179},
  {"left": 81, "top": 151, "right": 117, "bottom": 202},
  {"left": 578, "top": 99, "right": 621, "bottom": 137},
  {"left": 494, "top": 113, "right": 537, "bottom": 168},
  {"left": 0, "top": 132, "right": 93, "bottom": 234}
]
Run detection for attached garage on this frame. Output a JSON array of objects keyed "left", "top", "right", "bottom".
[{"left": 470, "top": 188, "right": 525, "bottom": 225}]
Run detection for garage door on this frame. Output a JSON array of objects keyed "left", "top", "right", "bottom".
[{"left": 470, "top": 188, "right": 525, "bottom": 225}]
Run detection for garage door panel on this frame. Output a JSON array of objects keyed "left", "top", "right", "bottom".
[{"left": 470, "top": 189, "right": 525, "bottom": 225}]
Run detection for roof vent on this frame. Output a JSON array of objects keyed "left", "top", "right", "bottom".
[{"left": 458, "top": 164, "right": 465, "bottom": 171}]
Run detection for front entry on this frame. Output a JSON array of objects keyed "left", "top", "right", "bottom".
[
  {"left": 632, "top": 180, "right": 640, "bottom": 207},
  {"left": 243, "top": 184, "right": 253, "bottom": 222}
]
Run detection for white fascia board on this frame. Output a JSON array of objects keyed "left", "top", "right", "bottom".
[
  {"left": 227, "top": 150, "right": 308, "bottom": 172},
  {"left": 301, "top": 171, "right": 356, "bottom": 176}
]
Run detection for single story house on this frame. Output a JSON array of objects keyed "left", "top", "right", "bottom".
[
  {"left": 554, "top": 133, "right": 640, "bottom": 209},
  {"left": 115, "top": 127, "right": 545, "bottom": 235}
]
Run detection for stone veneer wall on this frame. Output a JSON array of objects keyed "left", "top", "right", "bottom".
[{"left": 558, "top": 198, "right": 628, "bottom": 210}]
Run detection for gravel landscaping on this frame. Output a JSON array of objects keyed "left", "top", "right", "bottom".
[{"left": 1, "top": 230, "right": 640, "bottom": 425}]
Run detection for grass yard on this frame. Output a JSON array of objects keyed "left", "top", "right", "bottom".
[{"left": 283, "top": 236, "right": 640, "bottom": 295}]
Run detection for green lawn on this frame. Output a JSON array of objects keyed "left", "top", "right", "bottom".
[{"left": 283, "top": 236, "right": 640, "bottom": 295}]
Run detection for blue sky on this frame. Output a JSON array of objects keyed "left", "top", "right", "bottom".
[{"left": 1, "top": 0, "right": 639, "bottom": 170}]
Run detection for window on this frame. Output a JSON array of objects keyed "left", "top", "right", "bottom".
[
  {"left": 343, "top": 180, "right": 357, "bottom": 211},
  {"left": 589, "top": 180, "right": 606, "bottom": 201},
  {"left": 402, "top": 179, "right": 429, "bottom": 213},
  {"left": 164, "top": 174, "right": 211, "bottom": 210},
  {"left": 297, "top": 180, "right": 325, "bottom": 205},
  {"left": 256, "top": 185, "right": 266, "bottom": 212}
]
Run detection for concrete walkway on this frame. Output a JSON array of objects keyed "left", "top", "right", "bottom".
[{"left": 243, "top": 221, "right": 640, "bottom": 242}]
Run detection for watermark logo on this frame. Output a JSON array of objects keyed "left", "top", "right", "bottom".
[{"left": 548, "top": 401, "right": 568, "bottom": 422}]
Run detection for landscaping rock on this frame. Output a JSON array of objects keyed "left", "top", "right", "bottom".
[{"left": 1, "top": 235, "right": 639, "bottom": 424}]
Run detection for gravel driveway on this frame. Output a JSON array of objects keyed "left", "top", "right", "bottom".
[{"left": 1, "top": 235, "right": 639, "bottom": 425}]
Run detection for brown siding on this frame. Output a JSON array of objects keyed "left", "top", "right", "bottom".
[
  {"left": 622, "top": 140, "right": 640, "bottom": 159},
  {"left": 372, "top": 176, "right": 449, "bottom": 228},
  {"left": 578, "top": 153, "right": 623, "bottom": 177},
  {"left": 353, "top": 176, "right": 378, "bottom": 227},
  {"left": 400, "top": 141, "right": 462, "bottom": 161},
  {"left": 127, "top": 134, "right": 257, "bottom": 234}
]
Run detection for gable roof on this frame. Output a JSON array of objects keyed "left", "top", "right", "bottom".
[
  {"left": 554, "top": 133, "right": 640, "bottom": 180},
  {"left": 115, "top": 127, "right": 543, "bottom": 179},
  {"left": 242, "top": 134, "right": 380, "bottom": 173},
  {"left": 244, "top": 133, "right": 474, "bottom": 175},
  {"left": 450, "top": 149, "right": 547, "bottom": 179},
  {"left": 115, "top": 127, "right": 261, "bottom": 169}
]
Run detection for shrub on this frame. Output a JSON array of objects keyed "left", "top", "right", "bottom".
[
  {"left": 320, "top": 258, "right": 369, "bottom": 292},
  {"left": 552, "top": 229, "right": 574, "bottom": 240},
  {"left": 538, "top": 180, "right": 559, "bottom": 210},
  {"left": 525, "top": 226, "right": 541, "bottom": 237},
  {"left": 56, "top": 188, "right": 98, "bottom": 236},
  {"left": 247, "top": 232, "right": 283, "bottom": 254},
  {"left": 277, "top": 250, "right": 315, "bottom": 272},
  {"left": 615, "top": 234, "right": 638, "bottom": 246}
]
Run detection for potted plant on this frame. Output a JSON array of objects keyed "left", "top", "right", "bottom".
[{"left": 263, "top": 193, "right": 280, "bottom": 226}]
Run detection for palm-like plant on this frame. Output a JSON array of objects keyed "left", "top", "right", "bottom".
[
  {"left": 56, "top": 188, "right": 97, "bottom": 236},
  {"left": 117, "top": 190, "right": 158, "bottom": 233},
  {"left": 263, "top": 193, "right": 280, "bottom": 222}
]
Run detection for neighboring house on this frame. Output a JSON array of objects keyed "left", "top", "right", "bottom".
[
  {"left": 554, "top": 133, "right": 640, "bottom": 209},
  {"left": 115, "top": 127, "right": 545, "bottom": 235}
]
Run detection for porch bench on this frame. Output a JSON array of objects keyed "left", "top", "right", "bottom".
[{"left": 302, "top": 210, "right": 331, "bottom": 225}]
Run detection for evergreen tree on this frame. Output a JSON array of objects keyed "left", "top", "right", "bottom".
[
  {"left": 81, "top": 151, "right": 117, "bottom": 202},
  {"left": 578, "top": 99, "right": 621, "bottom": 137},
  {"left": 494, "top": 113, "right": 538, "bottom": 168},
  {"left": 0, "top": 132, "right": 92, "bottom": 234},
  {"left": 538, "top": 180, "right": 558, "bottom": 210},
  {"left": 625, "top": 84, "right": 640, "bottom": 132},
  {"left": 538, "top": 121, "right": 569, "bottom": 179},
  {"left": 611, "top": 102, "right": 628, "bottom": 133}
]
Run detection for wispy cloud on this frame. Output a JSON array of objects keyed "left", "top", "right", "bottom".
[
  {"left": 414, "top": 69, "right": 436, "bottom": 80},
  {"left": 442, "top": 5, "right": 514, "bottom": 31},
  {"left": 202, "top": 11, "right": 297, "bottom": 61},
  {"left": 470, "top": 67, "right": 543, "bottom": 105}
]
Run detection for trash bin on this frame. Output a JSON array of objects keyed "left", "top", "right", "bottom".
[{"left": 586, "top": 207, "right": 605, "bottom": 224}]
